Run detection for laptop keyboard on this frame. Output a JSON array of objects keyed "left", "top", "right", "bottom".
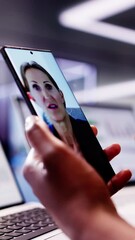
[{"left": 0, "top": 207, "right": 58, "bottom": 239}]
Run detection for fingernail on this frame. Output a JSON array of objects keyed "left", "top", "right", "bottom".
[{"left": 25, "top": 116, "right": 39, "bottom": 131}]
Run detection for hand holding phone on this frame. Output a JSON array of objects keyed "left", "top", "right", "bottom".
[{"left": 0, "top": 46, "right": 115, "bottom": 182}]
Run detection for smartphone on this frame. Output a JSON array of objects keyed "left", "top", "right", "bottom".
[{"left": 0, "top": 46, "right": 115, "bottom": 183}]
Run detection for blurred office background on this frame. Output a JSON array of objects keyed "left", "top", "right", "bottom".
[
  {"left": 0, "top": 0, "right": 135, "bottom": 201},
  {"left": 0, "top": 0, "right": 134, "bottom": 105}
]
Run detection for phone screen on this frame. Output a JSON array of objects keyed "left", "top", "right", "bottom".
[{"left": 1, "top": 46, "right": 115, "bottom": 182}]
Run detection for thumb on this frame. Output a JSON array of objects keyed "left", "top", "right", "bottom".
[{"left": 25, "top": 115, "right": 71, "bottom": 171}]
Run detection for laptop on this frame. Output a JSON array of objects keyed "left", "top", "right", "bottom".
[
  {"left": 0, "top": 53, "right": 69, "bottom": 239},
  {"left": 82, "top": 103, "right": 135, "bottom": 227}
]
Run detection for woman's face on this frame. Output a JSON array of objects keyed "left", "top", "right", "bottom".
[{"left": 25, "top": 68, "right": 66, "bottom": 122}]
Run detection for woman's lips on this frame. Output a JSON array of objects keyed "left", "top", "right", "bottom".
[{"left": 48, "top": 104, "right": 58, "bottom": 109}]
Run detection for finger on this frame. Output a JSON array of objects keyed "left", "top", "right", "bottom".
[
  {"left": 25, "top": 116, "right": 51, "bottom": 145},
  {"left": 25, "top": 115, "right": 61, "bottom": 152},
  {"left": 23, "top": 148, "right": 42, "bottom": 185},
  {"left": 104, "top": 144, "right": 121, "bottom": 162},
  {"left": 91, "top": 125, "right": 98, "bottom": 136},
  {"left": 108, "top": 169, "right": 132, "bottom": 196},
  {"left": 25, "top": 116, "right": 78, "bottom": 172}
]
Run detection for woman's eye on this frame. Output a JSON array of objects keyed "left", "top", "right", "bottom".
[
  {"left": 45, "top": 84, "right": 52, "bottom": 90},
  {"left": 32, "top": 84, "right": 41, "bottom": 91}
]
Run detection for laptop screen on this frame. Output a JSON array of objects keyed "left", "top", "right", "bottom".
[
  {"left": 0, "top": 143, "right": 23, "bottom": 208},
  {"left": 82, "top": 104, "right": 135, "bottom": 183},
  {"left": 0, "top": 53, "right": 29, "bottom": 208}
]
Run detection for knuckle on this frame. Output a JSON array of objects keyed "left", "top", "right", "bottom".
[{"left": 42, "top": 141, "right": 66, "bottom": 168}]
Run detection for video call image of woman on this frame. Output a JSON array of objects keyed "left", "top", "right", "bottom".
[{"left": 20, "top": 61, "right": 91, "bottom": 158}]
